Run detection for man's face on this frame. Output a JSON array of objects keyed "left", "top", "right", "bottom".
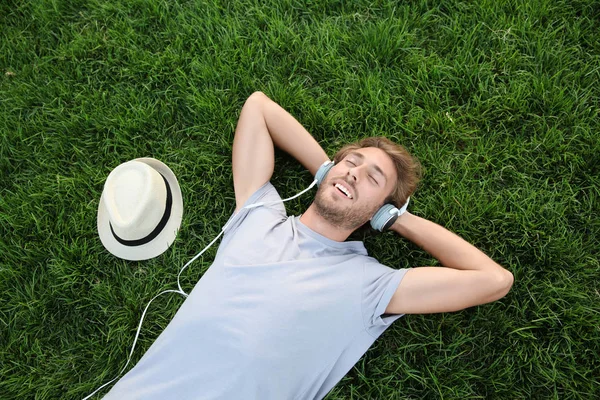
[{"left": 313, "top": 147, "right": 398, "bottom": 231}]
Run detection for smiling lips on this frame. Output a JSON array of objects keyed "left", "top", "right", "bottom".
[{"left": 333, "top": 182, "right": 354, "bottom": 199}]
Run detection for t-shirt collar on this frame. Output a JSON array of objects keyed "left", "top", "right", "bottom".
[{"left": 294, "top": 215, "right": 367, "bottom": 254}]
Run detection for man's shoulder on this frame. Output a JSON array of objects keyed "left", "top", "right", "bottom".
[
  {"left": 237, "top": 181, "right": 286, "bottom": 215},
  {"left": 362, "top": 256, "right": 403, "bottom": 281}
]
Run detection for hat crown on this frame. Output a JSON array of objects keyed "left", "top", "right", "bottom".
[{"left": 103, "top": 161, "right": 167, "bottom": 241}]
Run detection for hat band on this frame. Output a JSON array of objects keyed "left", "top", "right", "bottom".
[{"left": 109, "top": 173, "right": 173, "bottom": 247}]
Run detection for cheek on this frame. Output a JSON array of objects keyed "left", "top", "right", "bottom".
[
  {"left": 360, "top": 187, "right": 381, "bottom": 203},
  {"left": 326, "top": 167, "right": 341, "bottom": 182},
  {"left": 370, "top": 186, "right": 389, "bottom": 204}
]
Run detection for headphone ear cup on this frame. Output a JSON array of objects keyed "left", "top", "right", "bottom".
[
  {"left": 315, "top": 161, "right": 334, "bottom": 187},
  {"left": 370, "top": 203, "right": 399, "bottom": 232}
]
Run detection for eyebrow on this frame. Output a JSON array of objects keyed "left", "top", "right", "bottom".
[{"left": 348, "top": 152, "right": 388, "bottom": 184}]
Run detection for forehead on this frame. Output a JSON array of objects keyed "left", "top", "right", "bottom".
[{"left": 346, "top": 147, "right": 397, "bottom": 182}]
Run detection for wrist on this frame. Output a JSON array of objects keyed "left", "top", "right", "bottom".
[{"left": 391, "top": 211, "right": 412, "bottom": 234}]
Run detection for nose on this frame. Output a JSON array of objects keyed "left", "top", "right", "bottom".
[
  {"left": 347, "top": 165, "right": 364, "bottom": 183},
  {"left": 348, "top": 169, "right": 357, "bottom": 182}
]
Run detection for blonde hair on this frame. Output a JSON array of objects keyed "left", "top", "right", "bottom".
[{"left": 333, "top": 136, "right": 422, "bottom": 207}]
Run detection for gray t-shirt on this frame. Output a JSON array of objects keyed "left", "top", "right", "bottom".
[{"left": 104, "top": 182, "right": 408, "bottom": 400}]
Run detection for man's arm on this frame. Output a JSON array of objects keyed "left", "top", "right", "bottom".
[
  {"left": 232, "top": 92, "right": 329, "bottom": 212},
  {"left": 385, "top": 212, "right": 514, "bottom": 314}
]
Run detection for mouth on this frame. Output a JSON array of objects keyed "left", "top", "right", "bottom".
[{"left": 332, "top": 182, "right": 354, "bottom": 200}]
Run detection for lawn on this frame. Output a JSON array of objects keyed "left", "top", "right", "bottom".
[{"left": 1, "top": 0, "right": 599, "bottom": 398}]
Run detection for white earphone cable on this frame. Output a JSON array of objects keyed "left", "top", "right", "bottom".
[
  {"left": 83, "top": 178, "right": 318, "bottom": 399},
  {"left": 82, "top": 289, "right": 184, "bottom": 400},
  {"left": 241, "top": 179, "right": 317, "bottom": 211}
]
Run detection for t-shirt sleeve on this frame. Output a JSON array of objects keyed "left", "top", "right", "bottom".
[
  {"left": 221, "top": 181, "right": 286, "bottom": 237},
  {"left": 361, "top": 257, "right": 409, "bottom": 338}
]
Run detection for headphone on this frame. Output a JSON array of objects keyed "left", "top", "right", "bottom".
[{"left": 315, "top": 160, "right": 410, "bottom": 232}]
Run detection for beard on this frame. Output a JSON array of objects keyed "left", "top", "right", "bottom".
[{"left": 312, "top": 180, "right": 379, "bottom": 231}]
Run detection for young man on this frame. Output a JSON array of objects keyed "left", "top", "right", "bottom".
[{"left": 103, "top": 92, "right": 514, "bottom": 399}]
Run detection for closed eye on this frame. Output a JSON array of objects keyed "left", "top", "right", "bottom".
[{"left": 346, "top": 160, "right": 378, "bottom": 185}]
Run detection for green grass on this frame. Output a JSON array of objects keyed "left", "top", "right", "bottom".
[{"left": 1, "top": 0, "right": 599, "bottom": 398}]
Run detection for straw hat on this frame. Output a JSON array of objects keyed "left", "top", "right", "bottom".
[{"left": 97, "top": 158, "right": 183, "bottom": 261}]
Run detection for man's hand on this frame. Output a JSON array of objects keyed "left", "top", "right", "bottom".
[
  {"left": 232, "top": 92, "right": 329, "bottom": 212},
  {"left": 385, "top": 212, "right": 514, "bottom": 314}
]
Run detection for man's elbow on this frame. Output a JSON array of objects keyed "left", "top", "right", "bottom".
[
  {"left": 248, "top": 91, "right": 267, "bottom": 102},
  {"left": 493, "top": 267, "right": 514, "bottom": 300}
]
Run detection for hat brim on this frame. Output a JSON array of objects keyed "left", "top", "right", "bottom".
[{"left": 97, "top": 158, "right": 183, "bottom": 261}]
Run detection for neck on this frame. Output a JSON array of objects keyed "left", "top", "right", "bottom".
[{"left": 299, "top": 203, "right": 354, "bottom": 242}]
